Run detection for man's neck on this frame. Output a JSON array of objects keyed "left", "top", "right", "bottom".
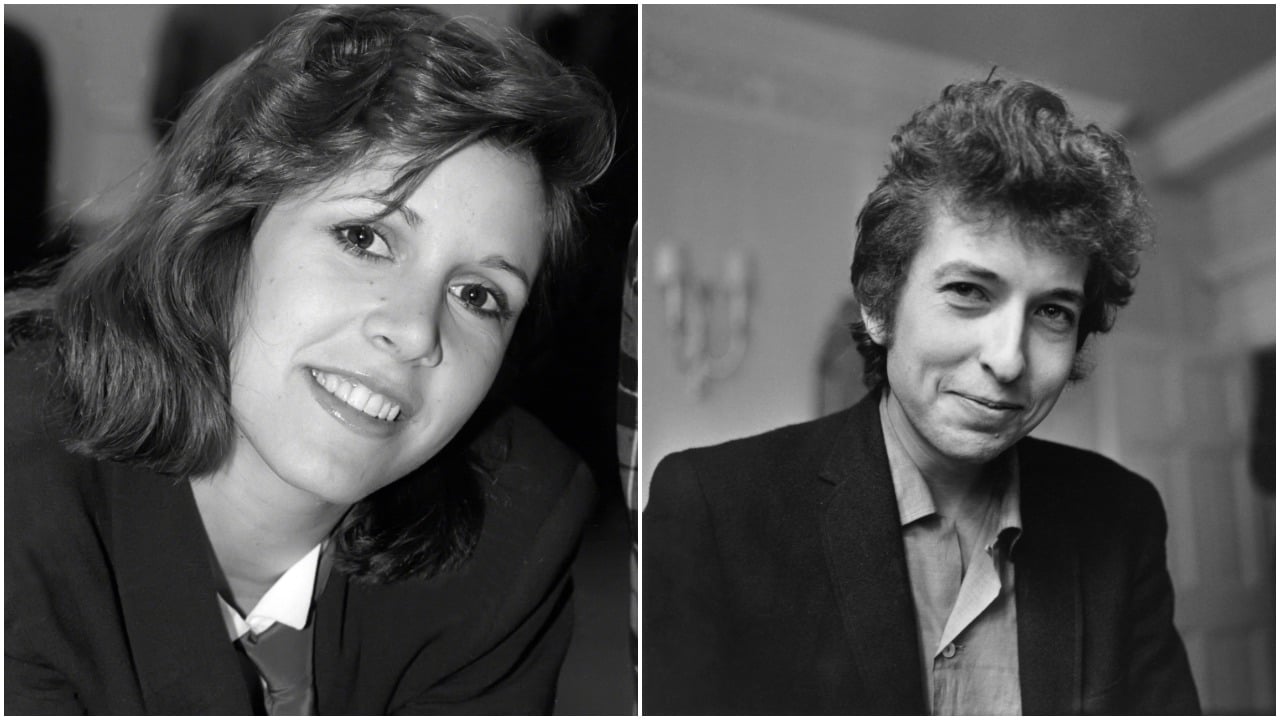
[{"left": 880, "top": 391, "right": 991, "bottom": 520}]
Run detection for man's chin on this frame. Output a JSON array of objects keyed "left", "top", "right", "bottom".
[{"left": 937, "top": 428, "right": 1020, "bottom": 466}]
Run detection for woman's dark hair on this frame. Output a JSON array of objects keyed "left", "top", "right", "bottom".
[
  {"left": 8, "top": 5, "right": 615, "bottom": 582},
  {"left": 850, "top": 78, "right": 1150, "bottom": 390}
]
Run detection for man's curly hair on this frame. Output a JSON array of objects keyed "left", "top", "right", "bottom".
[{"left": 849, "top": 78, "right": 1151, "bottom": 390}]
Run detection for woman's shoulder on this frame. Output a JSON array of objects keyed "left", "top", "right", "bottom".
[
  {"left": 5, "top": 344, "right": 88, "bottom": 488},
  {"left": 342, "top": 405, "right": 594, "bottom": 655},
  {"left": 5, "top": 344, "right": 107, "bottom": 554},
  {"left": 471, "top": 404, "right": 595, "bottom": 546},
  {"left": 6, "top": 342, "right": 64, "bottom": 437},
  {"left": 414, "top": 403, "right": 595, "bottom": 600},
  {"left": 487, "top": 405, "right": 589, "bottom": 487}
]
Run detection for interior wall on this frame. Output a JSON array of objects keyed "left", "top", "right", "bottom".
[
  {"left": 641, "top": 96, "right": 873, "bottom": 503},
  {"left": 1205, "top": 147, "right": 1277, "bottom": 349},
  {"left": 1188, "top": 142, "right": 1275, "bottom": 712}
]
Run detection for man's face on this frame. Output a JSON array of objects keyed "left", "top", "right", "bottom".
[{"left": 863, "top": 208, "right": 1088, "bottom": 471}]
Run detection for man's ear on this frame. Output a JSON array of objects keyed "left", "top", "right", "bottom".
[{"left": 860, "top": 306, "right": 887, "bottom": 345}]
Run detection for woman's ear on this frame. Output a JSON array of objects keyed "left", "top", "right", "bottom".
[{"left": 859, "top": 306, "right": 887, "bottom": 345}]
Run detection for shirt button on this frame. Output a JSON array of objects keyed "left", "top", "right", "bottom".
[{"left": 942, "top": 643, "right": 957, "bottom": 658}]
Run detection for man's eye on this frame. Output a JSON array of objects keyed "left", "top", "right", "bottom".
[
  {"left": 331, "top": 224, "right": 392, "bottom": 260},
  {"left": 1038, "top": 304, "right": 1078, "bottom": 330},
  {"left": 944, "top": 282, "right": 987, "bottom": 302},
  {"left": 449, "top": 283, "right": 511, "bottom": 320}
]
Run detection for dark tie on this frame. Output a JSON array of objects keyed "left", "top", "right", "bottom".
[{"left": 239, "top": 621, "right": 316, "bottom": 715}]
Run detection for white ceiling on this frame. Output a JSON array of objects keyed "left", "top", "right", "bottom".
[{"left": 769, "top": 4, "right": 1276, "bottom": 137}]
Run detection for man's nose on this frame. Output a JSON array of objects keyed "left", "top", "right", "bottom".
[{"left": 978, "top": 311, "right": 1026, "bottom": 384}]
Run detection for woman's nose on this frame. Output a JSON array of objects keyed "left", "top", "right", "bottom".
[
  {"left": 364, "top": 291, "right": 443, "bottom": 367},
  {"left": 978, "top": 313, "right": 1026, "bottom": 384}
]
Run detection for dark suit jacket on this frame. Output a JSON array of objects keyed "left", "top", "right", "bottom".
[
  {"left": 643, "top": 393, "right": 1200, "bottom": 715},
  {"left": 5, "top": 355, "right": 595, "bottom": 715}
]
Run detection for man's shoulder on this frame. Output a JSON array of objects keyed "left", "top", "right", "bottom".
[
  {"left": 653, "top": 406, "right": 858, "bottom": 495},
  {"left": 1019, "top": 435, "right": 1165, "bottom": 516},
  {"left": 663, "top": 407, "right": 852, "bottom": 466}
]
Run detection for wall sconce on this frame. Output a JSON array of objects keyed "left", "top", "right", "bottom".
[{"left": 653, "top": 240, "right": 753, "bottom": 398}]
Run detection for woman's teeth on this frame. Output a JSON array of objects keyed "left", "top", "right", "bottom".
[{"left": 311, "top": 369, "right": 401, "bottom": 421}]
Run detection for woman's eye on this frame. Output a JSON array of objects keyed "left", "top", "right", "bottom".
[
  {"left": 449, "top": 283, "right": 511, "bottom": 320},
  {"left": 333, "top": 224, "right": 392, "bottom": 260}
]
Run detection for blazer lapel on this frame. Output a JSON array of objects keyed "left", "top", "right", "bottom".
[
  {"left": 107, "top": 464, "right": 255, "bottom": 715},
  {"left": 313, "top": 568, "right": 356, "bottom": 714},
  {"left": 818, "top": 396, "right": 926, "bottom": 713},
  {"left": 1015, "top": 444, "right": 1082, "bottom": 714}
]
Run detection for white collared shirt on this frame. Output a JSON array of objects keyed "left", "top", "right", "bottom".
[{"left": 216, "top": 543, "right": 323, "bottom": 641}]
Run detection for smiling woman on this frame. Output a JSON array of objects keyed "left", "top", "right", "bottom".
[
  {"left": 5, "top": 5, "right": 614, "bottom": 715},
  {"left": 226, "top": 146, "right": 547, "bottom": 510}
]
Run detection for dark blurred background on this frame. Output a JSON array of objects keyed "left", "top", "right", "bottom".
[{"left": 4, "top": 4, "right": 636, "bottom": 714}]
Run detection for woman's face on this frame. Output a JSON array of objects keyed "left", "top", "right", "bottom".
[{"left": 224, "top": 142, "right": 546, "bottom": 506}]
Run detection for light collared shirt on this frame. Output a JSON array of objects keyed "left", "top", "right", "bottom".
[
  {"left": 216, "top": 543, "right": 324, "bottom": 641},
  {"left": 880, "top": 395, "right": 1023, "bottom": 715}
]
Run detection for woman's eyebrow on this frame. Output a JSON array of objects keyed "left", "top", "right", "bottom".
[
  {"left": 394, "top": 204, "right": 424, "bottom": 229},
  {"left": 477, "top": 255, "right": 531, "bottom": 288},
  {"left": 330, "top": 193, "right": 424, "bottom": 228}
]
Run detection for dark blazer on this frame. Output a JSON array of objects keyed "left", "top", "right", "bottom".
[
  {"left": 5, "top": 355, "right": 595, "bottom": 715},
  {"left": 642, "top": 393, "right": 1200, "bottom": 715}
]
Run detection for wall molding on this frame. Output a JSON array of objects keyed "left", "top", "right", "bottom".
[
  {"left": 643, "top": 5, "right": 1131, "bottom": 137},
  {"left": 1198, "top": 239, "right": 1277, "bottom": 286},
  {"left": 1151, "top": 60, "right": 1277, "bottom": 180}
]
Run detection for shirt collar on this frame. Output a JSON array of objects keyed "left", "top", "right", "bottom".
[
  {"left": 881, "top": 398, "right": 936, "bottom": 526},
  {"left": 879, "top": 392, "right": 1023, "bottom": 541},
  {"left": 994, "top": 454, "right": 1023, "bottom": 549},
  {"left": 217, "top": 542, "right": 324, "bottom": 641}
]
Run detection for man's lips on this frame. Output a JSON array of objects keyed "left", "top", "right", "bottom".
[{"left": 951, "top": 391, "right": 1025, "bottom": 411}]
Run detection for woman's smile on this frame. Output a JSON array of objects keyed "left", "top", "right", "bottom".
[
  {"left": 223, "top": 142, "right": 547, "bottom": 506},
  {"left": 306, "top": 368, "right": 411, "bottom": 439}
]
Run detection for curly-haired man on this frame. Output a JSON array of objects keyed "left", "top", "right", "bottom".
[{"left": 644, "top": 79, "right": 1199, "bottom": 715}]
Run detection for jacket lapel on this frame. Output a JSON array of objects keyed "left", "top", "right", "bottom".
[
  {"left": 818, "top": 396, "right": 926, "bottom": 713},
  {"left": 1015, "top": 444, "right": 1082, "bottom": 714},
  {"left": 107, "top": 464, "right": 255, "bottom": 714},
  {"left": 312, "top": 568, "right": 356, "bottom": 714}
]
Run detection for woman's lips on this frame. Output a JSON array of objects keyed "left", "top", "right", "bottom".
[
  {"left": 305, "top": 367, "right": 416, "bottom": 438},
  {"left": 311, "top": 369, "right": 402, "bottom": 421}
]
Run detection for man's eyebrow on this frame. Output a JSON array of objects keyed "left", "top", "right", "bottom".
[
  {"left": 478, "top": 255, "right": 531, "bottom": 288},
  {"left": 934, "top": 260, "right": 1084, "bottom": 305},
  {"left": 1042, "top": 287, "right": 1086, "bottom": 307},
  {"left": 933, "top": 260, "right": 1000, "bottom": 282}
]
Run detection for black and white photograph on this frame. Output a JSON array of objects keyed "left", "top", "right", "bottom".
[
  {"left": 5, "top": 4, "right": 635, "bottom": 715},
  {"left": 641, "top": 4, "right": 1274, "bottom": 716},
  {"left": 4, "top": 2, "right": 1276, "bottom": 718}
]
